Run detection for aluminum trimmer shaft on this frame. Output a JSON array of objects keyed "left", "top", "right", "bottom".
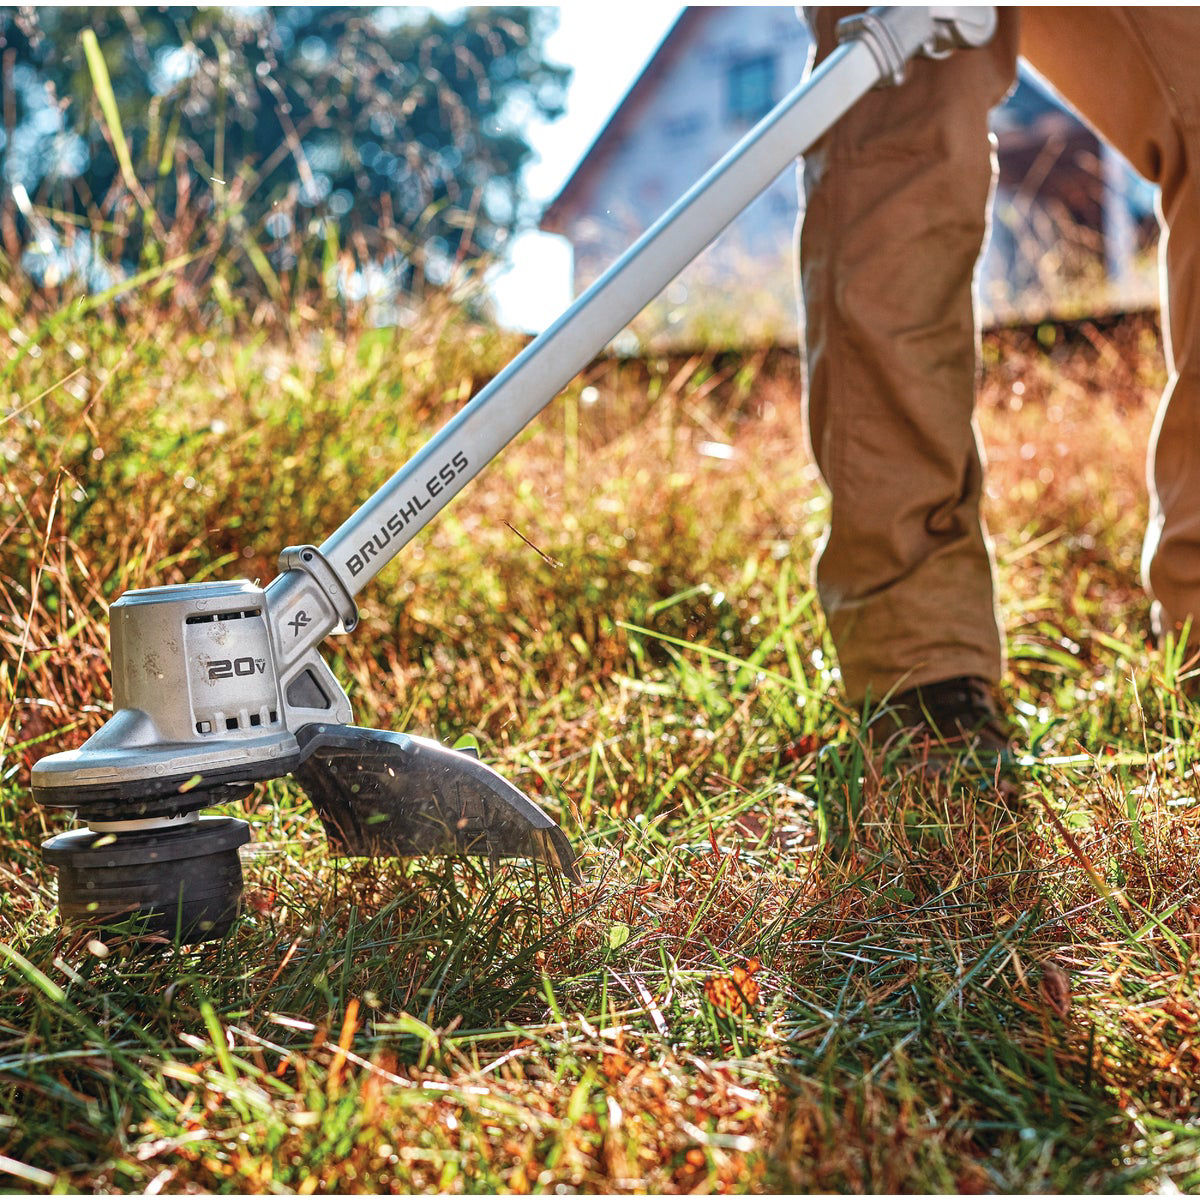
[{"left": 30, "top": 7, "right": 995, "bottom": 943}]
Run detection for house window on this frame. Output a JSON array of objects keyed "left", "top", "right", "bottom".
[{"left": 727, "top": 55, "right": 776, "bottom": 123}]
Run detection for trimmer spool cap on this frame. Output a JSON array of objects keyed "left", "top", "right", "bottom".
[{"left": 43, "top": 815, "right": 251, "bottom": 941}]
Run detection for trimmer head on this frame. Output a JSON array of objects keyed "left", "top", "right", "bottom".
[{"left": 33, "top": 570, "right": 578, "bottom": 942}]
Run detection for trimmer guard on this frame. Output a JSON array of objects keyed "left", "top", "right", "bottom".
[{"left": 294, "top": 724, "right": 580, "bottom": 882}]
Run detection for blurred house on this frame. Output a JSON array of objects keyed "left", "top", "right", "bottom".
[{"left": 540, "top": 7, "right": 1158, "bottom": 347}]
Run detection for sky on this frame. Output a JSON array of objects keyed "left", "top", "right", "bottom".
[{"left": 486, "top": 4, "right": 685, "bottom": 331}]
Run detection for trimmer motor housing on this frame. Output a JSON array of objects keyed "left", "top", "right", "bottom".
[{"left": 35, "top": 578, "right": 352, "bottom": 818}]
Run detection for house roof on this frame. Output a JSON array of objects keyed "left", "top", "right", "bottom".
[{"left": 539, "top": 8, "right": 701, "bottom": 234}]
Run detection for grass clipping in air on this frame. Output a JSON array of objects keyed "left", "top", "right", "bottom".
[{"left": 3, "top": 304, "right": 1200, "bottom": 1193}]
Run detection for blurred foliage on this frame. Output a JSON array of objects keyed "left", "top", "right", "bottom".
[{"left": 0, "top": 6, "right": 568, "bottom": 307}]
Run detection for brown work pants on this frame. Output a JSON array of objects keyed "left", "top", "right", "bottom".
[{"left": 801, "top": 7, "right": 1200, "bottom": 704}]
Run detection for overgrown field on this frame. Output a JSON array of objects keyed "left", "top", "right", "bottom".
[{"left": 3, "top": 302, "right": 1200, "bottom": 1193}]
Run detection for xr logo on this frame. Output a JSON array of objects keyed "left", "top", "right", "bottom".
[{"left": 288, "top": 610, "right": 311, "bottom": 637}]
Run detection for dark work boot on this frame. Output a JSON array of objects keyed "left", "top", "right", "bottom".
[{"left": 868, "top": 675, "right": 1016, "bottom": 776}]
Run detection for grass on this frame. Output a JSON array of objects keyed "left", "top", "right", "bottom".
[{"left": 3, "top": 297, "right": 1200, "bottom": 1194}]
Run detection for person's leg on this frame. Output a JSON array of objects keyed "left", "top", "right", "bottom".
[
  {"left": 1020, "top": 7, "right": 1200, "bottom": 645},
  {"left": 799, "top": 8, "right": 1019, "bottom": 706}
]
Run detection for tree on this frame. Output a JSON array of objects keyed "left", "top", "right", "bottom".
[{"left": 0, "top": 6, "right": 569, "bottom": 300}]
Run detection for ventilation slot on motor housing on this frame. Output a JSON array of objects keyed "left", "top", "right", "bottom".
[
  {"left": 185, "top": 608, "right": 262, "bottom": 625},
  {"left": 195, "top": 707, "right": 280, "bottom": 736}
]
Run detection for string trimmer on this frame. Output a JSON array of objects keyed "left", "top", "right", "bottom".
[{"left": 31, "top": 7, "right": 995, "bottom": 940}]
